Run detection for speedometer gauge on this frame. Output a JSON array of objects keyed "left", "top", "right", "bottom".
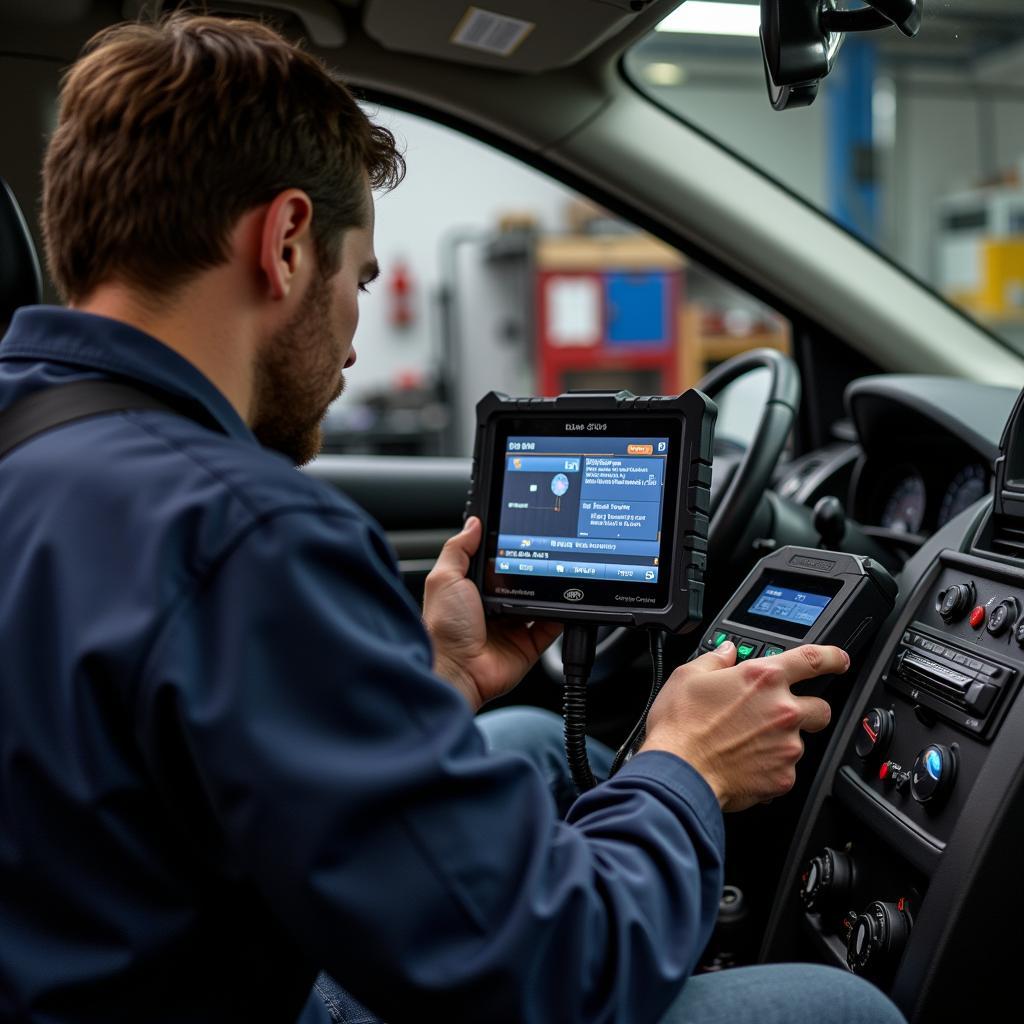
[
  {"left": 938, "top": 464, "right": 988, "bottom": 527},
  {"left": 881, "top": 474, "right": 927, "bottom": 534}
]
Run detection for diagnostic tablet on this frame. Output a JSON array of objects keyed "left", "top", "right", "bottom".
[{"left": 465, "top": 390, "right": 716, "bottom": 632}]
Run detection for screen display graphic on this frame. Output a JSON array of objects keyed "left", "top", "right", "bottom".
[
  {"left": 747, "top": 584, "right": 832, "bottom": 628},
  {"left": 493, "top": 436, "right": 669, "bottom": 585}
]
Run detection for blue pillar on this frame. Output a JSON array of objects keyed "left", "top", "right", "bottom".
[{"left": 827, "top": 38, "right": 878, "bottom": 243}]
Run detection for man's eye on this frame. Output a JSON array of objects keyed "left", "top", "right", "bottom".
[{"left": 358, "top": 283, "right": 372, "bottom": 295}]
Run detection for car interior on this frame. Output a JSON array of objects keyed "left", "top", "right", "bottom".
[{"left": 3, "top": 0, "right": 1024, "bottom": 1019}]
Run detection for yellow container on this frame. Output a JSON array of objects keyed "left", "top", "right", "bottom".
[{"left": 952, "top": 239, "right": 1024, "bottom": 319}]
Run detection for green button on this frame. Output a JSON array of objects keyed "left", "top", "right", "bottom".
[
  {"left": 763, "top": 645, "right": 786, "bottom": 657},
  {"left": 713, "top": 631, "right": 730, "bottom": 648},
  {"left": 736, "top": 642, "right": 759, "bottom": 661}
]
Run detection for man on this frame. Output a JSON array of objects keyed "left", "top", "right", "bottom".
[{"left": 0, "top": 13, "right": 904, "bottom": 1024}]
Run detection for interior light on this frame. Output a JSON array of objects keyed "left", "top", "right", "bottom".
[
  {"left": 656, "top": 1, "right": 761, "bottom": 38},
  {"left": 644, "top": 62, "right": 687, "bottom": 86}
]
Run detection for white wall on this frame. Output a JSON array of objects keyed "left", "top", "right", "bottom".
[
  {"left": 645, "top": 77, "right": 830, "bottom": 210},
  {"left": 893, "top": 87, "right": 1024, "bottom": 281},
  {"left": 345, "top": 106, "right": 580, "bottom": 404}
]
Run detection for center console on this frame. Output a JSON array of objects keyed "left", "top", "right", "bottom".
[{"left": 760, "top": 388, "right": 1024, "bottom": 1020}]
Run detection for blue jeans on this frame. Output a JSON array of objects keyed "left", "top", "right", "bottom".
[{"left": 300, "top": 707, "right": 906, "bottom": 1024}]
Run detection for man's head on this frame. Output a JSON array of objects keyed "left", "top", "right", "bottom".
[{"left": 41, "top": 13, "right": 404, "bottom": 463}]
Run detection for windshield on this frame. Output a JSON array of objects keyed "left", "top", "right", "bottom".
[{"left": 625, "top": 1, "right": 1024, "bottom": 352}]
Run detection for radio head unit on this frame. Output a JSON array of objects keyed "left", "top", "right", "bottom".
[{"left": 465, "top": 389, "right": 716, "bottom": 633}]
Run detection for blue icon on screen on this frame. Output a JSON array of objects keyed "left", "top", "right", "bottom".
[{"left": 551, "top": 473, "right": 569, "bottom": 497}]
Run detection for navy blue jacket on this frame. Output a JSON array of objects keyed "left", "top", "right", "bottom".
[{"left": 0, "top": 307, "right": 725, "bottom": 1023}]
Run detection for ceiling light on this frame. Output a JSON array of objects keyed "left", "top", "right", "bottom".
[
  {"left": 644, "top": 62, "right": 687, "bottom": 86},
  {"left": 656, "top": 2, "right": 761, "bottom": 38}
]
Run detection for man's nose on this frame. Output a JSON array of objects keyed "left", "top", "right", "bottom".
[{"left": 344, "top": 348, "right": 357, "bottom": 369}]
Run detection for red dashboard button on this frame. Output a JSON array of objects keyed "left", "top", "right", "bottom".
[
  {"left": 879, "top": 763, "right": 890, "bottom": 781},
  {"left": 969, "top": 606, "right": 986, "bottom": 629}
]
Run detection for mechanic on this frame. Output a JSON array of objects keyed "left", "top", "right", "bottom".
[{"left": 0, "top": 13, "right": 906, "bottom": 1024}]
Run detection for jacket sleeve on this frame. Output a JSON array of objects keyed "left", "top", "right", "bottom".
[{"left": 135, "top": 506, "right": 725, "bottom": 1024}]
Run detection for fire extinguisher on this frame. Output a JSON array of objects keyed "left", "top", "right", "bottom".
[{"left": 388, "top": 259, "right": 415, "bottom": 329}]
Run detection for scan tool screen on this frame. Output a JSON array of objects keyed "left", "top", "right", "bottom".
[
  {"left": 746, "top": 583, "right": 834, "bottom": 628},
  {"left": 492, "top": 435, "right": 669, "bottom": 585}
]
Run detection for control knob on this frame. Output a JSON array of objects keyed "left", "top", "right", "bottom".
[
  {"left": 846, "top": 899, "right": 913, "bottom": 976},
  {"left": 854, "top": 708, "right": 894, "bottom": 761},
  {"left": 910, "top": 743, "right": 957, "bottom": 805},
  {"left": 937, "top": 582, "right": 975, "bottom": 623},
  {"left": 799, "top": 847, "right": 856, "bottom": 914},
  {"left": 987, "top": 597, "right": 1020, "bottom": 637}
]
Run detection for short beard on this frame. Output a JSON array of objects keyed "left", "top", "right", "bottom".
[{"left": 250, "top": 272, "right": 344, "bottom": 466}]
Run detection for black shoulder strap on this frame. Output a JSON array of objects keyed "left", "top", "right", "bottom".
[{"left": 0, "top": 379, "right": 225, "bottom": 462}]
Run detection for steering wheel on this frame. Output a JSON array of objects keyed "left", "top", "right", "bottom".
[{"left": 540, "top": 347, "right": 801, "bottom": 684}]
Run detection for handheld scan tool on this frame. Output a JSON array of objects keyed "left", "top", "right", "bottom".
[
  {"left": 465, "top": 390, "right": 717, "bottom": 633},
  {"left": 697, "top": 546, "right": 897, "bottom": 666},
  {"left": 465, "top": 389, "right": 716, "bottom": 791}
]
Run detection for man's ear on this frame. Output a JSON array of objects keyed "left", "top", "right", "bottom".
[{"left": 259, "top": 189, "right": 314, "bottom": 301}]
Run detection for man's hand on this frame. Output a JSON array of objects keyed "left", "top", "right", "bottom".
[
  {"left": 423, "top": 517, "right": 562, "bottom": 712},
  {"left": 640, "top": 641, "right": 849, "bottom": 812}
]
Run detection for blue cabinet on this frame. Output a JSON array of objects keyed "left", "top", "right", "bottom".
[{"left": 605, "top": 272, "right": 670, "bottom": 347}]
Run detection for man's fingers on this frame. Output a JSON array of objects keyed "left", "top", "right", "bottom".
[
  {"left": 681, "top": 641, "right": 739, "bottom": 674},
  {"left": 430, "top": 517, "right": 481, "bottom": 581},
  {"left": 491, "top": 617, "right": 564, "bottom": 663},
  {"left": 771, "top": 644, "right": 850, "bottom": 688},
  {"left": 796, "top": 695, "right": 832, "bottom": 734}
]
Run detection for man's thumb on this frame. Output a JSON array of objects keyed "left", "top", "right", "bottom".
[{"left": 433, "top": 517, "right": 481, "bottom": 577}]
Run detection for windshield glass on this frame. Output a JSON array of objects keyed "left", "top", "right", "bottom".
[{"left": 625, "top": 1, "right": 1024, "bottom": 352}]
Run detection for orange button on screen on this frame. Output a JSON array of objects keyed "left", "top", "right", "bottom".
[{"left": 627, "top": 444, "right": 654, "bottom": 455}]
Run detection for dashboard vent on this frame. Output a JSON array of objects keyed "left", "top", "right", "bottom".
[
  {"left": 988, "top": 514, "right": 1024, "bottom": 559},
  {"left": 973, "top": 387, "right": 1024, "bottom": 564}
]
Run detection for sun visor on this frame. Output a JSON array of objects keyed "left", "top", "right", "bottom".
[{"left": 363, "top": 0, "right": 657, "bottom": 74}]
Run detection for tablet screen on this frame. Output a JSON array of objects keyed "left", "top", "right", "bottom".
[{"left": 493, "top": 435, "right": 669, "bottom": 585}]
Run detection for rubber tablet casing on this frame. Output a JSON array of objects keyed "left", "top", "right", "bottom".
[{"left": 464, "top": 389, "right": 717, "bottom": 633}]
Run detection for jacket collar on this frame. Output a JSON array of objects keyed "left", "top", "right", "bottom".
[{"left": 0, "top": 306, "right": 256, "bottom": 445}]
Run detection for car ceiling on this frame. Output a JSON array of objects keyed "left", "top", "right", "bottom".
[
  {"left": 14, "top": 0, "right": 1024, "bottom": 71},
  {"left": 3, "top": 0, "right": 1024, "bottom": 386},
  {"left": 2, "top": 0, "right": 666, "bottom": 74}
]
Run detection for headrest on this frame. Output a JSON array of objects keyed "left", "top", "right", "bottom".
[{"left": 0, "top": 178, "right": 43, "bottom": 333}]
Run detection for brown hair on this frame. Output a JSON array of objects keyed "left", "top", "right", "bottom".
[{"left": 42, "top": 12, "right": 404, "bottom": 303}]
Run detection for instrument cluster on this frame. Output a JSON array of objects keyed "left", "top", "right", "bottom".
[{"left": 864, "top": 460, "right": 990, "bottom": 538}]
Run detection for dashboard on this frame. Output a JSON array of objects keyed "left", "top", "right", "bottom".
[
  {"left": 779, "top": 376, "right": 1019, "bottom": 550},
  {"left": 757, "top": 374, "right": 1024, "bottom": 1021}
]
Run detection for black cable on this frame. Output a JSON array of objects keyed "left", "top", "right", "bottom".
[
  {"left": 609, "top": 629, "right": 668, "bottom": 778},
  {"left": 561, "top": 623, "right": 598, "bottom": 794}
]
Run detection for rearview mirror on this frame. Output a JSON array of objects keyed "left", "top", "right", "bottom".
[{"left": 760, "top": 0, "right": 922, "bottom": 111}]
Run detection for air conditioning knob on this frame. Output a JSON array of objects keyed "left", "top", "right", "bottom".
[
  {"left": 799, "top": 847, "right": 856, "bottom": 914},
  {"left": 854, "top": 708, "right": 894, "bottom": 760},
  {"left": 938, "top": 582, "right": 975, "bottom": 623},
  {"left": 987, "top": 597, "right": 1020, "bottom": 637},
  {"left": 910, "top": 743, "right": 957, "bottom": 805},
  {"left": 847, "top": 899, "right": 912, "bottom": 976}
]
